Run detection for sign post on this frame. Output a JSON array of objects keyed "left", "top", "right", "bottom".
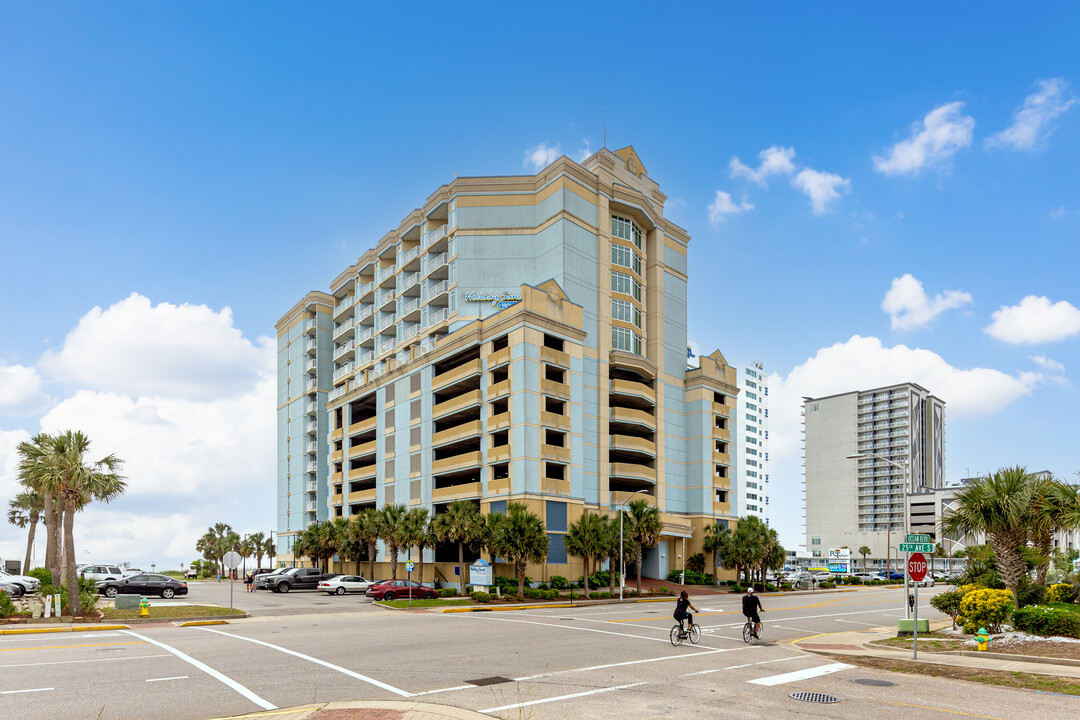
[
  {"left": 223, "top": 551, "right": 242, "bottom": 612},
  {"left": 907, "top": 552, "right": 928, "bottom": 659},
  {"left": 406, "top": 561, "right": 415, "bottom": 608}
]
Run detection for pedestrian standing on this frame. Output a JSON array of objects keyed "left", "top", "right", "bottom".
[{"left": 244, "top": 572, "right": 254, "bottom": 592}]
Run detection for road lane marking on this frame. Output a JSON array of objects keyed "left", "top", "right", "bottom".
[
  {"left": 195, "top": 628, "right": 410, "bottom": 698},
  {"left": 747, "top": 662, "right": 854, "bottom": 685},
  {"left": 470, "top": 613, "right": 726, "bottom": 650},
  {"left": 120, "top": 630, "right": 274, "bottom": 710},
  {"left": 836, "top": 619, "right": 885, "bottom": 627},
  {"left": 514, "top": 648, "right": 734, "bottom": 681},
  {"left": 719, "top": 655, "right": 813, "bottom": 671},
  {"left": 0, "top": 641, "right": 147, "bottom": 652},
  {"left": 480, "top": 681, "right": 647, "bottom": 713},
  {"left": 0, "top": 654, "right": 169, "bottom": 669},
  {"left": 146, "top": 676, "right": 188, "bottom": 682},
  {"left": 709, "top": 605, "right": 937, "bottom": 628},
  {"left": 774, "top": 625, "right": 822, "bottom": 634},
  {"left": 410, "top": 685, "right": 476, "bottom": 697},
  {"left": 0, "top": 687, "right": 54, "bottom": 694}
]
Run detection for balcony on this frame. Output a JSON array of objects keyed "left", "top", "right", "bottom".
[
  {"left": 541, "top": 478, "right": 571, "bottom": 495},
  {"left": 306, "top": 419, "right": 318, "bottom": 433},
  {"left": 713, "top": 450, "right": 731, "bottom": 465},
  {"left": 348, "top": 439, "right": 376, "bottom": 458},
  {"left": 398, "top": 246, "right": 420, "bottom": 269},
  {"left": 331, "top": 493, "right": 343, "bottom": 507},
  {"left": 329, "top": 383, "right": 349, "bottom": 402},
  {"left": 488, "top": 378, "right": 511, "bottom": 399},
  {"left": 399, "top": 271, "right": 420, "bottom": 293},
  {"left": 376, "top": 288, "right": 396, "bottom": 310},
  {"left": 489, "top": 411, "right": 511, "bottom": 431},
  {"left": 399, "top": 296, "right": 421, "bottom": 319},
  {"left": 333, "top": 362, "right": 354, "bottom": 383},
  {"left": 610, "top": 434, "right": 655, "bottom": 457},
  {"left": 541, "top": 346, "right": 569, "bottom": 368},
  {"left": 306, "top": 440, "right": 318, "bottom": 453},
  {"left": 333, "top": 317, "right": 355, "bottom": 342},
  {"left": 432, "top": 420, "right": 483, "bottom": 448},
  {"left": 348, "top": 463, "right": 377, "bottom": 480},
  {"left": 305, "top": 399, "right": 318, "bottom": 416},
  {"left": 306, "top": 501, "right": 318, "bottom": 512},
  {"left": 306, "top": 480, "right": 317, "bottom": 493},
  {"left": 306, "top": 461, "right": 317, "bottom": 473},
  {"left": 424, "top": 252, "right": 448, "bottom": 277},
  {"left": 355, "top": 349, "right": 374, "bottom": 366},
  {"left": 349, "top": 487, "right": 376, "bottom": 504},
  {"left": 541, "top": 443, "right": 571, "bottom": 463},
  {"left": 357, "top": 281, "right": 374, "bottom": 299},
  {"left": 356, "top": 304, "right": 374, "bottom": 322},
  {"left": 488, "top": 346, "right": 511, "bottom": 368},
  {"left": 427, "top": 307, "right": 449, "bottom": 327},
  {"left": 333, "top": 339, "right": 355, "bottom": 361},
  {"left": 610, "top": 462, "right": 656, "bottom": 482},
  {"left": 305, "top": 358, "right": 318, "bottom": 373},
  {"left": 425, "top": 279, "right": 449, "bottom": 302},
  {"left": 610, "top": 406, "right": 655, "bottom": 430},
  {"left": 432, "top": 450, "right": 483, "bottom": 474},
  {"left": 418, "top": 335, "right": 438, "bottom": 356},
  {"left": 540, "top": 410, "right": 570, "bottom": 431},
  {"left": 376, "top": 266, "right": 395, "bottom": 284},
  {"left": 434, "top": 359, "right": 483, "bottom": 391},
  {"left": 432, "top": 481, "right": 481, "bottom": 503},
  {"left": 610, "top": 490, "right": 655, "bottom": 508},
  {"left": 488, "top": 443, "right": 512, "bottom": 464},
  {"left": 401, "top": 323, "right": 421, "bottom": 342},
  {"left": 487, "top": 475, "right": 510, "bottom": 495},
  {"left": 424, "top": 224, "right": 448, "bottom": 247},
  {"left": 611, "top": 378, "right": 655, "bottom": 404},
  {"left": 356, "top": 326, "right": 375, "bottom": 345},
  {"left": 349, "top": 416, "right": 377, "bottom": 435},
  {"left": 711, "top": 401, "right": 730, "bottom": 417},
  {"left": 433, "top": 389, "right": 483, "bottom": 419},
  {"left": 305, "top": 338, "right": 317, "bottom": 354},
  {"left": 541, "top": 378, "right": 570, "bottom": 400},
  {"left": 334, "top": 295, "right": 356, "bottom": 318}
]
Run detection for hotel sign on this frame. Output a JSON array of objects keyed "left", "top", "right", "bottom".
[{"left": 464, "top": 290, "right": 522, "bottom": 309}]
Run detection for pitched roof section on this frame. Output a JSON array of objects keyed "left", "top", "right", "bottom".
[{"left": 613, "top": 146, "right": 647, "bottom": 178}]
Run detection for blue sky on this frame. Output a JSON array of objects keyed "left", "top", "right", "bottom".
[{"left": 1, "top": 3, "right": 1078, "bottom": 566}]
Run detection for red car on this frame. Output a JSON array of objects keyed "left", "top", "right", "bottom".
[{"left": 365, "top": 579, "right": 436, "bottom": 601}]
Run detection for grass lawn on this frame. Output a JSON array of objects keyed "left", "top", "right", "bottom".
[
  {"left": 871, "top": 632, "right": 968, "bottom": 653},
  {"left": 377, "top": 598, "right": 473, "bottom": 609},
  {"left": 834, "top": 654, "right": 1080, "bottom": 696},
  {"left": 103, "top": 605, "right": 246, "bottom": 620}
]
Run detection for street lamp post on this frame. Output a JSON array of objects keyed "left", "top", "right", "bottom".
[
  {"left": 618, "top": 488, "right": 649, "bottom": 601},
  {"left": 846, "top": 451, "right": 912, "bottom": 619}
]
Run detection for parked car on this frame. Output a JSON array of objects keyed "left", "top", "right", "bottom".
[
  {"left": 98, "top": 574, "right": 188, "bottom": 599},
  {"left": 885, "top": 571, "right": 904, "bottom": 581},
  {"left": 264, "top": 567, "right": 341, "bottom": 593},
  {"left": 0, "top": 580, "right": 21, "bottom": 597},
  {"left": 78, "top": 564, "right": 126, "bottom": 582},
  {"left": 365, "top": 579, "right": 436, "bottom": 601},
  {"left": 253, "top": 568, "right": 288, "bottom": 589},
  {"left": 0, "top": 569, "right": 40, "bottom": 597},
  {"left": 320, "top": 575, "right": 373, "bottom": 595},
  {"left": 912, "top": 577, "right": 935, "bottom": 588},
  {"left": 853, "top": 572, "right": 885, "bottom": 582},
  {"left": 184, "top": 567, "right": 199, "bottom": 579},
  {"left": 122, "top": 567, "right": 143, "bottom": 578}
]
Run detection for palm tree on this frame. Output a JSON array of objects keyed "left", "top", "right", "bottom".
[
  {"left": 1030, "top": 478, "right": 1080, "bottom": 586},
  {"left": 858, "top": 546, "right": 872, "bottom": 571},
  {"left": 249, "top": 532, "right": 267, "bottom": 568},
  {"left": 16, "top": 431, "right": 125, "bottom": 614},
  {"left": 17, "top": 434, "right": 63, "bottom": 584},
  {"left": 758, "top": 527, "right": 785, "bottom": 583},
  {"left": 433, "top": 500, "right": 485, "bottom": 594},
  {"left": 600, "top": 515, "right": 630, "bottom": 594},
  {"left": 722, "top": 518, "right": 764, "bottom": 584},
  {"left": 940, "top": 466, "right": 1036, "bottom": 602},
  {"left": 262, "top": 536, "right": 276, "bottom": 569},
  {"left": 564, "top": 512, "right": 606, "bottom": 594},
  {"left": 624, "top": 499, "right": 663, "bottom": 594},
  {"left": 379, "top": 504, "right": 409, "bottom": 579},
  {"left": 703, "top": 523, "right": 730, "bottom": 583},
  {"left": 401, "top": 507, "right": 434, "bottom": 584},
  {"left": 7, "top": 490, "right": 43, "bottom": 575},
  {"left": 351, "top": 508, "right": 382, "bottom": 580},
  {"left": 490, "top": 502, "right": 548, "bottom": 597}
]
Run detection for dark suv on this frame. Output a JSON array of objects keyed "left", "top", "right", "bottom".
[{"left": 264, "top": 567, "right": 340, "bottom": 593}]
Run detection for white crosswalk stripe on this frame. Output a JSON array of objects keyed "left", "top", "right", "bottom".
[{"left": 747, "top": 662, "right": 854, "bottom": 685}]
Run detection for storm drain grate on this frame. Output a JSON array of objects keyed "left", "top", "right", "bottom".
[
  {"left": 467, "top": 677, "right": 513, "bottom": 687},
  {"left": 852, "top": 678, "right": 896, "bottom": 687},
  {"left": 789, "top": 692, "right": 839, "bottom": 704}
]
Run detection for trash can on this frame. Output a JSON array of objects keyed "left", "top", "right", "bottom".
[{"left": 799, "top": 579, "right": 811, "bottom": 590}]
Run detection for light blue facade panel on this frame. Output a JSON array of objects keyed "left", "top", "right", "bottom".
[{"left": 663, "top": 242, "right": 687, "bottom": 276}]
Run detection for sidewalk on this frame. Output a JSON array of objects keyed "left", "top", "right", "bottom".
[
  {"left": 206, "top": 700, "right": 491, "bottom": 720},
  {"left": 794, "top": 621, "right": 1080, "bottom": 679}
]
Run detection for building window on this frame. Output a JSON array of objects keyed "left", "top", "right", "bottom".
[
  {"left": 611, "top": 215, "right": 642, "bottom": 250},
  {"left": 746, "top": 403, "right": 757, "bottom": 411},
  {"left": 611, "top": 271, "right": 642, "bottom": 302},
  {"left": 611, "top": 326, "right": 642, "bottom": 355},
  {"left": 811, "top": 537, "right": 821, "bottom": 545},
  {"left": 547, "top": 534, "right": 568, "bottom": 564},
  {"left": 746, "top": 368, "right": 757, "bottom": 378},
  {"left": 746, "top": 380, "right": 757, "bottom": 389},
  {"left": 611, "top": 243, "right": 642, "bottom": 275},
  {"left": 745, "top": 391, "right": 757, "bottom": 400},
  {"left": 611, "top": 298, "right": 642, "bottom": 328},
  {"left": 546, "top": 501, "right": 567, "bottom": 532}
]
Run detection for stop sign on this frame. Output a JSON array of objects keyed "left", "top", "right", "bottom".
[{"left": 907, "top": 552, "right": 928, "bottom": 582}]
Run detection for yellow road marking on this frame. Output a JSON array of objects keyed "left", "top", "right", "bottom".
[
  {"left": 891, "top": 702, "right": 1009, "bottom": 720},
  {"left": 0, "top": 641, "right": 147, "bottom": 652}
]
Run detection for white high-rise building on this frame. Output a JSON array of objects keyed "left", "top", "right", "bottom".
[
  {"left": 803, "top": 382, "right": 945, "bottom": 565},
  {"left": 736, "top": 362, "right": 769, "bottom": 523}
]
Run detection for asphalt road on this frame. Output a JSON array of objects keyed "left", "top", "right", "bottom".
[{"left": 3, "top": 585, "right": 1074, "bottom": 720}]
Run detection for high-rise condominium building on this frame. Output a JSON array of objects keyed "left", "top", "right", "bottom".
[
  {"left": 275, "top": 147, "right": 740, "bottom": 582},
  {"left": 803, "top": 382, "right": 945, "bottom": 564},
  {"left": 736, "top": 362, "right": 769, "bottom": 523}
]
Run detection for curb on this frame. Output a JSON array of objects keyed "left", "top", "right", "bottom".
[
  {"left": 440, "top": 595, "right": 677, "bottom": 613},
  {"left": 178, "top": 620, "right": 231, "bottom": 627},
  {"left": 118, "top": 614, "right": 248, "bottom": 624},
  {"left": 0, "top": 624, "right": 131, "bottom": 635}
]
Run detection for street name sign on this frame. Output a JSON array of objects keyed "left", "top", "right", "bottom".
[
  {"left": 899, "top": 542, "right": 934, "bottom": 553},
  {"left": 907, "top": 553, "right": 928, "bottom": 582},
  {"left": 905, "top": 534, "right": 931, "bottom": 543}
]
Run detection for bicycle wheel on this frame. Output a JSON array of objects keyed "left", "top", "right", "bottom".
[
  {"left": 670, "top": 624, "right": 684, "bottom": 647},
  {"left": 742, "top": 623, "right": 753, "bottom": 644},
  {"left": 688, "top": 624, "right": 701, "bottom": 644},
  {"left": 754, "top": 624, "right": 764, "bottom": 642}
]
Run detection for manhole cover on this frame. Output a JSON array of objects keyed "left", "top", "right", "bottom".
[
  {"left": 468, "top": 676, "right": 513, "bottom": 687},
  {"left": 852, "top": 678, "right": 896, "bottom": 687},
  {"left": 789, "top": 692, "right": 839, "bottom": 704}
]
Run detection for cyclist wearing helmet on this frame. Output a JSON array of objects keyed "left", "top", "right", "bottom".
[{"left": 742, "top": 587, "right": 763, "bottom": 638}]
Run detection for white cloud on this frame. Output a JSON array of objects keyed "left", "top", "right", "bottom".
[
  {"left": 984, "top": 295, "right": 1080, "bottom": 344},
  {"left": 1050, "top": 206, "right": 1066, "bottom": 219},
  {"left": 873, "top": 102, "right": 975, "bottom": 176},
  {"left": 729, "top": 146, "right": 796, "bottom": 186},
  {"left": 0, "top": 429, "right": 33, "bottom": 562},
  {"left": 987, "top": 78, "right": 1076, "bottom": 151},
  {"left": 39, "top": 293, "right": 271, "bottom": 400},
  {"left": 707, "top": 191, "right": 754, "bottom": 227},
  {"left": 1029, "top": 354, "right": 1065, "bottom": 373},
  {"left": 791, "top": 168, "right": 850, "bottom": 214},
  {"left": 766, "top": 335, "right": 1048, "bottom": 550},
  {"left": 576, "top": 141, "right": 593, "bottom": 163},
  {"left": 0, "top": 364, "right": 52, "bottom": 415},
  {"left": 881, "top": 274, "right": 973, "bottom": 330},
  {"left": 524, "top": 142, "right": 560, "bottom": 172}
]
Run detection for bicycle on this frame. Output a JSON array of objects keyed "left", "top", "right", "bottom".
[
  {"left": 670, "top": 620, "right": 701, "bottom": 646},
  {"left": 742, "top": 619, "right": 764, "bottom": 643}
]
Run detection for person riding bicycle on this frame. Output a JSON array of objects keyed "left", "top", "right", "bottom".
[
  {"left": 742, "top": 587, "right": 763, "bottom": 638},
  {"left": 674, "top": 590, "right": 699, "bottom": 635}
]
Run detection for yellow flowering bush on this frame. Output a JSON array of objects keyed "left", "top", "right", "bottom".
[
  {"left": 957, "top": 588, "right": 1014, "bottom": 634},
  {"left": 1048, "top": 584, "right": 1074, "bottom": 604}
]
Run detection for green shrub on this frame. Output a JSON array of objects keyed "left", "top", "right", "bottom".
[
  {"left": 930, "top": 588, "right": 968, "bottom": 627},
  {"left": 537, "top": 583, "right": 549, "bottom": 591},
  {"left": 687, "top": 553, "right": 705, "bottom": 573},
  {"left": 649, "top": 586, "right": 674, "bottom": 596},
  {"left": 1017, "top": 577, "right": 1047, "bottom": 608},
  {"left": 819, "top": 581, "right": 836, "bottom": 589},
  {"left": 549, "top": 575, "right": 569, "bottom": 590},
  {"left": 1013, "top": 605, "right": 1080, "bottom": 638},
  {"left": 624, "top": 589, "right": 639, "bottom": 597},
  {"left": 437, "top": 588, "right": 458, "bottom": 598},
  {"left": 494, "top": 575, "right": 528, "bottom": 592},
  {"left": 730, "top": 583, "right": 743, "bottom": 593},
  {"left": 1048, "top": 584, "right": 1074, "bottom": 604},
  {"left": 780, "top": 582, "right": 792, "bottom": 590},
  {"left": 470, "top": 591, "right": 492, "bottom": 603},
  {"left": 764, "top": 583, "right": 777, "bottom": 592},
  {"left": 28, "top": 568, "right": 52, "bottom": 585},
  {"left": 589, "top": 591, "right": 611, "bottom": 599},
  {"left": 957, "top": 588, "right": 1014, "bottom": 634},
  {"left": 843, "top": 576, "right": 860, "bottom": 585},
  {"left": 0, "top": 590, "right": 18, "bottom": 618}
]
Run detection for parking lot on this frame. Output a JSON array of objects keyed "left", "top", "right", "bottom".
[{"left": 3, "top": 585, "right": 1073, "bottom": 720}]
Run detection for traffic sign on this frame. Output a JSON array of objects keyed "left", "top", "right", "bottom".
[
  {"left": 405, "top": 562, "right": 415, "bottom": 573},
  {"left": 223, "top": 551, "right": 242, "bottom": 569},
  {"left": 899, "top": 542, "right": 934, "bottom": 553},
  {"left": 905, "top": 534, "right": 931, "bottom": 543},
  {"left": 907, "top": 552, "right": 928, "bottom": 582}
]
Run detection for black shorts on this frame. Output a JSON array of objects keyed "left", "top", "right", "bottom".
[
  {"left": 744, "top": 612, "right": 760, "bottom": 624},
  {"left": 675, "top": 612, "right": 694, "bottom": 625}
]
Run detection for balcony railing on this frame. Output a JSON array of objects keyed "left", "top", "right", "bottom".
[
  {"left": 306, "top": 420, "right": 318, "bottom": 433},
  {"left": 305, "top": 379, "right": 317, "bottom": 393},
  {"left": 356, "top": 349, "right": 374, "bottom": 365},
  {"left": 399, "top": 296, "right": 421, "bottom": 316},
  {"left": 333, "top": 317, "right": 355, "bottom": 339},
  {"left": 306, "top": 440, "right": 318, "bottom": 453},
  {"left": 305, "top": 338, "right": 317, "bottom": 353},
  {"left": 334, "top": 295, "right": 355, "bottom": 314},
  {"left": 306, "top": 480, "right": 317, "bottom": 493},
  {"left": 306, "top": 461, "right": 317, "bottom": 473},
  {"left": 398, "top": 246, "right": 419, "bottom": 267},
  {"left": 424, "top": 252, "right": 448, "bottom": 276},
  {"left": 423, "top": 224, "right": 447, "bottom": 247},
  {"left": 328, "top": 383, "right": 349, "bottom": 402},
  {"left": 400, "top": 271, "right": 419, "bottom": 292},
  {"left": 333, "top": 362, "right": 354, "bottom": 382},
  {"left": 402, "top": 323, "right": 420, "bottom": 340},
  {"left": 427, "top": 307, "right": 449, "bottom": 327},
  {"left": 425, "top": 279, "right": 448, "bottom": 300},
  {"left": 376, "top": 266, "right": 395, "bottom": 284},
  {"left": 356, "top": 304, "right": 374, "bottom": 322},
  {"left": 356, "top": 327, "right": 374, "bottom": 343},
  {"left": 305, "top": 358, "right": 317, "bottom": 372},
  {"left": 357, "top": 281, "right": 374, "bottom": 297},
  {"left": 333, "top": 339, "right": 354, "bottom": 360},
  {"left": 306, "top": 501, "right": 318, "bottom": 512}
]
